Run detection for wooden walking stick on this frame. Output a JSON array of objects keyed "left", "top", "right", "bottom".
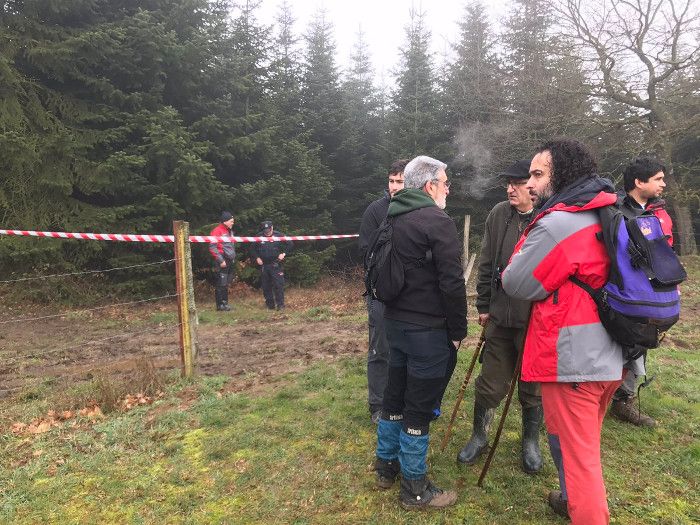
[
  {"left": 477, "top": 345, "right": 523, "bottom": 486},
  {"left": 477, "top": 309, "right": 532, "bottom": 487},
  {"left": 439, "top": 324, "right": 488, "bottom": 452}
]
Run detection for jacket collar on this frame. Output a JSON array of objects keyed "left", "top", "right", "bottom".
[{"left": 388, "top": 188, "right": 436, "bottom": 217}]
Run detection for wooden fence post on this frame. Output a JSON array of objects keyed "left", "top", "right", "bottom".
[
  {"left": 463, "top": 215, "right": 476, "bottom": 285},
  {"left": 173, "top": 220, "right": 197, "bottom": 378}
]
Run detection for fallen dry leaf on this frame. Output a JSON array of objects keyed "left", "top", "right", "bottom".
[{"left": 11, "top": 422, "right": 27, "bottom": 434}]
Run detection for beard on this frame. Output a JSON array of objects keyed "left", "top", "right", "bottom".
[
  {"left": 531, "top": 183, "right": 553, "bottom": 208},
  {"left": 436, "top": 195, "right": 447, "bottom": 209}
]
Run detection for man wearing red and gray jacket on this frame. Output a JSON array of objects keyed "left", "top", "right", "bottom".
[
  {"left": 208, "top": 211, "right": 236, "bottom": 311},
  {"left": 502, "top": 139, "right": 626, "bottom": 525}
]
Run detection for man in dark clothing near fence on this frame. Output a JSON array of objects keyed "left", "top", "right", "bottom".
[
  {"left": 208, "top": 211, "right": 236, "bottom": 311},
  {"left": 249, "top": 220, "right": 293, "bottom": 310},
  {"left": 457, "top": 159, "right": 543, "bottom": 473},
  {"left": 374, "top": 155, "right": 467, "bottom": 510},
  {"left": 358, "top": 159, "right": 408, "bottom": 424},
  {"left": 609, "top": 156, "right": 673, "bottom": 428}
]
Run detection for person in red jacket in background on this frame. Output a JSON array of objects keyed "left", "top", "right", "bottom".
[
  {"left": 502, "top": 139, "right": 626, "bottom": 525},
  {"left": 208, "top": 211, "right": 236, "bottom": 311},
  {"left": 609, "top": 157, "right": 674, "bottom": 427}
]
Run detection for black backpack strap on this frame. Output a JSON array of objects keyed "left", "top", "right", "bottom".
[{"left": 569, "top": 275, "right": 597, "bottom": 297}]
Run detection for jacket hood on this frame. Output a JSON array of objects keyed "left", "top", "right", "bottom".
[
  {"left": 388, "top": 188, "right": 436, "bottom": 217},
  {"left": 539, "top": 175, "right": 617, "bottom": 214}
]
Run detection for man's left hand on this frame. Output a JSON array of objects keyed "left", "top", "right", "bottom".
[
  {"left": 278, "top": 253, "right": 285, "bottom": 261},
  {"left": 452, "top": 340, "right": 462, "bottom": 350}
]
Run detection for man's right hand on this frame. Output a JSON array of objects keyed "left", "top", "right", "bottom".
[
  {"left": 256, "top": 257, "right": 263, "bottom": 266},
  {"left": 478, "top": 313, "right": 490, "bottom": 326}
]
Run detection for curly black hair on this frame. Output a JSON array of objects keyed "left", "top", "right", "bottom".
[
  {"left": 623, "top": 156, "right": 666, "bottom": 192},
  {"left": 535, "top": 138, "right": 598, "bottom": 193}
]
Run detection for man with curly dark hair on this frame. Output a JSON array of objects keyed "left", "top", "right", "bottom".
[{"left": 502, "top": 138, "right": 627, "bottom": 524}]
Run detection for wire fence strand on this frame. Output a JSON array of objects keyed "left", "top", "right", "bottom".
[
  {"left": 1, "top": 322, "right": 183, "bottom": 366},
  {"left": 0, "top": 353, "right": 181, "bottom": 396},
  {"left": 0, "top": 259, "right": 176, "bottom": 284},
  {"left": 0, "top": 324, "right": 183, "bottom": 395},
  {"left": 0, "top": 293, "right": 180, "bottom": 325}
]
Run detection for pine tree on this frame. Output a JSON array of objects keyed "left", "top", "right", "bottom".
[
  {"left": 0, "top": 0, "right": 231, "bottom": 278},
  {"left": 387, "top": 7, "right": 443, "bottom": 158},
  {"left": 501, "top": 0, "right": 591, "bottom": 151},
  {"left": 300, "top": 9, "right": 347, "bottom": 175}
]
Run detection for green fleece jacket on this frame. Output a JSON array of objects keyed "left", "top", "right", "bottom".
[{"left": 388, "top": 188, "right": 436, "bottom": 217}]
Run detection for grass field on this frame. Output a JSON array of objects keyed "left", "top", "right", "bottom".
[{"left": 1, "top": 260, "right": 699, "bottom": 524}]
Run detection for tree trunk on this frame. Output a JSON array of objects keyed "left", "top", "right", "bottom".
[{"left": 670, "top": 202, "right": 698, "bottom": 255}]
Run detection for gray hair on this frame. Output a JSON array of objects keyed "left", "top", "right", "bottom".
[{"left": 403, "top": 155, "right": 447, "bottom": 189}]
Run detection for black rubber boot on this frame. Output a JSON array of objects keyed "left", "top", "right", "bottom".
[
  {"left": 521, "top": 405, "right": 543, "bottom": 474},
  {"left": 215, "top": 289, "right": 230, "bottom": 311},
  {"left": 399, "top": 477, "right": 457, "bottom": 510},
  {"left": 374, "top": 458, "right": 400, "bottom": 489},
  {"left": 457, "top": 402, "right": 494, "bottom": 465}
]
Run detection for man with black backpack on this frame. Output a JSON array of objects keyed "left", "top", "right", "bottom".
[
  {"left": 358, "top": 159, "right": 408, "bottom": 425},
  {"left": 609, "top": 157, "right": 674, "bottom": 428},
  {"left": 372, "top": 155, "right": 467, "bottom": 510},
  {"left": 501, "top": 139, "right": 627, "bottom": 524}
]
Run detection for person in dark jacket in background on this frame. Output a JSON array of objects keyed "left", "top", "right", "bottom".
[
  {"left": 457, "top": 159, "right": 542, "bottom": 473},
  {"left": 358, "top": 159, "right": 408, "bottom": 424},
  {"left": 609, "top": 156, "right": 673, "bottom": 428},
  {"left": 208, "top": 211, "right": 236, "bottom": 311},
  {"left": 374, "top": 155, "right": 467, "bottom": 510},
  {"left": 249, "top": 221, "right": 293, "bottom": 310}
]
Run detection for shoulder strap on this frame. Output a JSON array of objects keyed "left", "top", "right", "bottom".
[{"left": 569, "top": 275, "right": 598, "bottom": 298}]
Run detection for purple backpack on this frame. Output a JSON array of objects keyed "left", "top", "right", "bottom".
[{"left": 571, "top": 204, "right": 686, "bottom": 359}]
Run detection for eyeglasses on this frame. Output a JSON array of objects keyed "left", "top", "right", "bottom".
[
  {"left": 432, "top": 178, "right": 451, "bottom": 189},
  {"left": 505, "top": 180, "right": 528, "bottom": 189}
]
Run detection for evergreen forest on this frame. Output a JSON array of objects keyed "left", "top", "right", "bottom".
[{"left": 1, "top": 0, "right": 698, "bottom": 291}]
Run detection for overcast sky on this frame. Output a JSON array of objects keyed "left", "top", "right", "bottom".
[{"left": 254, "top": 0, "right": 511, "bottom": 84}]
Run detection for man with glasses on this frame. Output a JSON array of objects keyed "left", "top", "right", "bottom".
[
  {"left": 457, "top": 159, "right": 542, "bottom": 473},
  {"left": 359, "top": 159, "right": 408, "bottom": 424},
  {"left": 373, "top": 155, "right": 467, "bottom": 510}
]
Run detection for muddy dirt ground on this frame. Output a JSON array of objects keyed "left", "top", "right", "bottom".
[{"left": 0, "top": 277, "right": 369, "bottom": 400}]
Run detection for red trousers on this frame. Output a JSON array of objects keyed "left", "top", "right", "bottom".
[{"left": 541, "top": 380, "right": 622, "bottom": 525}]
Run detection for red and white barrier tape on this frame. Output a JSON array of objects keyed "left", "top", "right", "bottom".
[{"left": 0, "top": 229, "right": 358, "bottom": 243}]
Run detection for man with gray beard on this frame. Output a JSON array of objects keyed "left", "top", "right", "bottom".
[{"left": 373, "top": 155, "right": 467, "bottom": 510}]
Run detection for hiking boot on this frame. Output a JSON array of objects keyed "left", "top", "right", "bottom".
[
  {"left": 522, "top": 406, "right": 543, "bottom": 474},
  {"left": 216, "top": 303, "right": 231, "bottom": 311},
  {"left": 399, "top": 477, "right": 457, "bottom": 510},
  {"left": 457, "top": 402, "right": 494, "bottom": 465},
  {"left": 375, "top": 458, "right": 400, "bottom": 489},
  {"left": 548, "top": 490, "right": 570, "bottom": 519},
  {"left": 610, "top": 397, "right": 656, "bottom": 428}
]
